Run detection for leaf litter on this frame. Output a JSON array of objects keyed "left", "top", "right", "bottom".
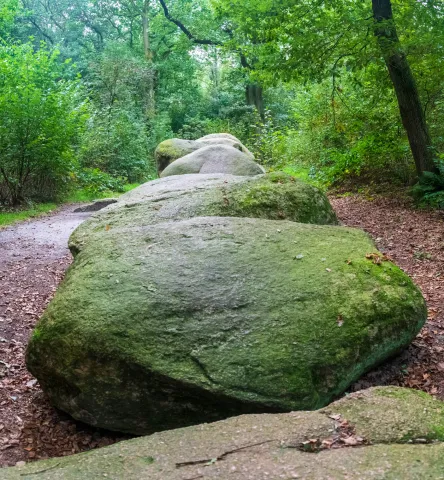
[
  {"left": 0, "top": 206, "right": 128, "bottom": 467},
  {"left": 331, "top": 194, "right": 444, "bottom": 397}
]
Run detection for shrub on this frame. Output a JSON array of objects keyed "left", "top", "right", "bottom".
[
  {"left": 0, "top": 42, "right": 86, "bottom": 205},
  {"left": 74, "top": 168, "right": 126, "bottom": 197},
  {"left": 411, "top": 158, "right": 444, "bottom": 208},
  {"left": 79, "top": 109, "right": 151, "bottom": 183}
]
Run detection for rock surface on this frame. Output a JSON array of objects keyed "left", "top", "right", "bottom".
[
  {"left": 196, "top": 135, "right": 254, "bottom": 158},
  {"left": 73, "top": 198, "right": 118, "bottom": 213},
  {"left": 154, "top": 138, "right": 202, "bottom": 175},
  {"left": 69, "top": 172, "right": 338, "bottom": 254},
  {"left": 198, "top": 133, "right": 241, "bottom": 142},
  {"left": 2, "top": 387, "right": 444, "bottom": 479},
  {"left": 27, "top": 215, "right": 426, "bottom": 434},
  {"left": 160, "top": 145, "right": 264, "bottom": 178}
]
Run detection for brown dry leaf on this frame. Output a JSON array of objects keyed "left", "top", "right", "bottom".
[{"left": 342, "top": 436, "right": 359, "bottom": 446}]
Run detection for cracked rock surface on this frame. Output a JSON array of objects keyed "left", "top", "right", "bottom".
[{"left": 2, "top": 387, "right": 444, "bottom": 479}]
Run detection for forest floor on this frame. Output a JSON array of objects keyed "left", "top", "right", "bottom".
[
  {"left": 331, "top": 195, "right": 444, "bottom": 395},
  {"left": 0, "top": 195, "right": 443, "bottom": 467}
]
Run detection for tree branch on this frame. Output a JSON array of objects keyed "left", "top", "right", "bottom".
[
  {"left": 157, "top": 0, "right": 222, "bottom": 46},
  {"left": 28, "top": 18, "right": 54, "bottom": 44}
]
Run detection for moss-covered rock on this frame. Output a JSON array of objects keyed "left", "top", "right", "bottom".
[
  {"left": 322, "top": 386, "right": 444, "bottom": 443},
  {"left": 69, "top": 173, "right": 338, "bottom": 255},
  {"left": 154, "top": 135, "right": 256, "bottom": 176},
  {"left": 27, "top": 216, "right": 426, "bottom": 434},
  {"left": 3, "top": 387, "right": 444, "bottom": 480},
  {"left": 154, "top": 138, "right": 202, "bottom": 175},
  {"left": 160, "top": 145, "right": 264, "bottom": 178}
]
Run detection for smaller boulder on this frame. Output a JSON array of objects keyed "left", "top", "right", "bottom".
[
  {"left": 198, "top": 133, "right": 241, "bottom": 142},
  {"left": 197, "top": 135, "right": 254, "bottom": 158},
  {"left": 73, "top": 198, "right": 118, "bottom": 213},
  {"left": 155, "top": 138, "right": 202, "bottom": 175},
  {"left": 160, "top": 145, "right": 264, "bottom": 178}
]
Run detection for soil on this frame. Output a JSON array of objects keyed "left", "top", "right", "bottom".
[{"left": 0, "top": 196, "right": 443, "bottom": 468}]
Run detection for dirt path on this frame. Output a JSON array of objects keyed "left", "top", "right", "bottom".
[
  {"left": 0, "top": 206, "right": 125, "bottom": 467},
  {"left": 0, "top": 196, "right": 443, "bottom": 467}
]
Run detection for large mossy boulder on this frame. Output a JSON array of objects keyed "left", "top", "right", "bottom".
[
  {"left": 69, "top": 172, "right": 338, "bottom": 254},
  {"left": 27, "top": 216, "right": 426, "bottom": 434},
  {"left": 154, "top": 138, "right": 202, "bottom": 175},
  {"left": 3, "top": 387, "right": 444, "bottom": 479},
  {"left": 160, "top": 145, "right": 264, "bottom": 178}
]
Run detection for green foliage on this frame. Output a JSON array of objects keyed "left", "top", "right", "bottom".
[
  {"left": 411, "top": 165, "right": 444, "bottom": 209},
  {"left": 0, "top": 0, "right": 18, "bottom": 39},
  {"left": 80, "top": 110, "right": 152, "bottom": 182},
  {"left": 247, "top": 110, "right": 299, "bottom": 170},
  {"left": 79, "top": 44, "right": 156, "bottom": 182},
  {"left": 2, "top": 0, "right": 444, "bottom": 208},
  {"left": 283, "top": 69, "right": 417, "bottom": 186},
  {"left": 0, "top": 42, "right": 87, "bottom": 205},
  {"left": 73, "top": 168, "right": 126, "bottom": 198},
  {"left": 213, "top": 0, "right": 444, "bottom": 191}
]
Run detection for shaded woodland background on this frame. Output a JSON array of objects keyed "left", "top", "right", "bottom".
[{"left": 0, "top": 0, "right": 443, "bottom": 207}]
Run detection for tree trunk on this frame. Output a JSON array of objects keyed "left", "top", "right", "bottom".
[
  {"left": 246, "top": 83, "right": 265, "bottom": 120},
  {"left": 142, "top": 0, "right": 152, "bottom": 61},
  {"left": 142, "top": 0, "right": 155, "bottom": 119},
  {"left": 372, "top": 0, "right": 438, "bottom": 175}
]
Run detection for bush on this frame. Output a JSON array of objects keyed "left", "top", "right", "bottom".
[
  {"left": 287, "top": 70, "right": 417, "bottom": 187},
  {"left": 411, "top": 159, "right": 444, "bottom": 208},
  {"left": 0, "top": 42, "right": 86, "bottom": 205},
  {"left": 74, "top": 168, "right": 126, "bottom": 197},
  {"left": 80, "top": 109, "right": 151, "bottom": 183}
]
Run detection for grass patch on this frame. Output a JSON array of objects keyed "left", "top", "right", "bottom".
[
  {"left": 281, "top": 165, "right": 327, "bottom": 189},
  {"left": 282, "top": 165, "right": 311, "bottom": 181},
  {"left": 0, "top": 184, "right": 141, "bottom": 228},
  {"left": 0, "top": 203, "right": 57, "bottom": 228},
  {"left": 63, "top": 183, "right": 140, "bottom": 203},
  {"left": 65, "top": 183, "right": 140, "bottom": 203}
]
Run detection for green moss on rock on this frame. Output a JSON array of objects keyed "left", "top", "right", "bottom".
[
  {"left": 154, "top": 138, "right": 202, "bottom": 175},
  {"left": 70, "top": 173, "right": 337, "bottom": 255},
  {"left": 27, "top": 217, "right": 426, "bottom": 434},
  {"left": 322, "top": 386, "right": 444, "bottom": 443}
]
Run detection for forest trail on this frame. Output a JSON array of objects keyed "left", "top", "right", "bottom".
[
  {"left": 0, "top": 196, "right": 443, "bottom": 466},
  {"left": 0, "top": 206, "right": 126, "bottom": 467}
]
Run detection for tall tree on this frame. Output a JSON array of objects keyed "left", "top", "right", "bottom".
[
  {"left": 157, "top": 0, "right": 265, "bottom": 118},
  {"left": 372, "top": 0, "right": 437, "bottom": 175},
  {"left": 213, "top": 0, "right": 443, "bottom": 176}
]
